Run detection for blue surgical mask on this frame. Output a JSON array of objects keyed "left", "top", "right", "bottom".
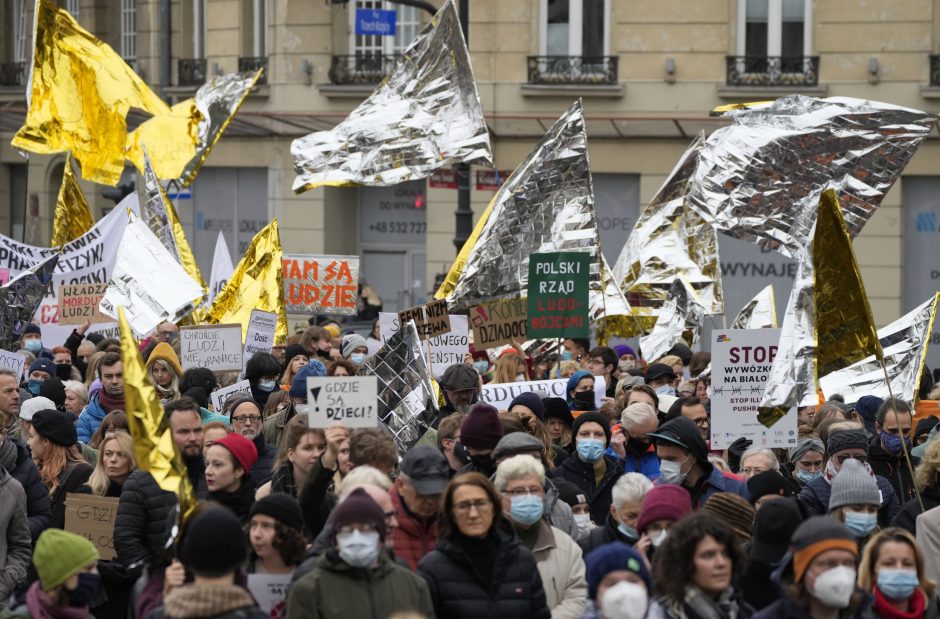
[
  {"left": 350, "top": 353, "right": 366, "bottom": 365},
  {"left": 560, "top": 350, "right": 573, "bottom": 361},
  {"left": 257, "top": 379, "right": 277, "bottom": 392},
  {"left": 24, "top": 339, "right": 41, "bottom": 354},
  {"left": 472, "top": 360, "right": 489, "bottom": 374},
  {"left": 880, "top": 431, "right": 911, "bottom": 457},
  {"left": 877, "top": 569, "right": 919, "bottom": 600},
  {"left": 577, "top": 438, "right": 605, "bottom": 463},
  {"left": 26, "top": 379, "right": 41, "bottom": 396},
  {"left": 617, "top": 522, "right": 639, "bottom": 541},
  {"left": 655, "top": 384, "right": 676, "bottom": 397},
  {"left": 843, "top": 510, "right": 877, "bottom": 538},
  {"left": 509, "top": 495, "right": 544, "bottom": 526},
  {"left": 796, "top": 468, "right": 823, "bottom": 484}
]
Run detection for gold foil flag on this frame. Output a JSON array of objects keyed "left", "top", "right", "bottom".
[
  {"left": 434, "top": 100, "right": 632, "bottom": 340},
  {"left": 207, "top": 219, "right": 288, "bottom": 344},
  {"left": 731, "top": 285, "right": 777, "bottom": 329},
  {"left": 758, "top": 189, "right": 882, "bottom": 427},
  {"left": 51, "top": 154, "right": 93, "bottom": 247},
  {"left": 291, "top": 0, "right": 492, "bottom": 192},
  {"left": 118, "top": 306, "right": 195, "bottom": 519},
  {"left": 12, "top": 0, "right": 169, "bottom": 186}
]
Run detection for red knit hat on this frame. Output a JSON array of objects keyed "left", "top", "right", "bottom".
[
  {"left": 636, "top": 484, "right": 693, "bottom": 533},
  {"left": 212, "top": 433, "right": 258, "bottom": 474}
]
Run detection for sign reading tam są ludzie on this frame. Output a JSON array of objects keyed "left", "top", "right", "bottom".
[
  {"left": 398, "top": 299, "right": 451, "bottom": 341},
  {"left": 526, "top": 252, "right": 589, "bottom": 339},
  {"left": 307, "top": 376, "right": 378, "bottom": 429},
  {"left": 281, "top": 255, "right": 359, "bottom": 315}
]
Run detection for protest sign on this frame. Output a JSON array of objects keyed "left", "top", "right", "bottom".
[
  {"left": 58, "top": 283, "right": 109, "bottom": 325},
  {"left": 65, "top": 494, "right": 118, "bottom": 560},
  {"left": 0, "top": 349, "right": 25, "bottom": 381},
  {"left": 247, "top": 574, "right": 292, "bottom": 616},
  {"left": 307, "top": 376, "right": 377, "bottom": 428},
  {"left": 481, "top": 376, "right": 606, "bottom": 411},
  {"left": 0, "top": 269, "right": 8, "bottom": 285},
  {"left": 209, "top": 379, "right": 252, "bottom": 413},
  {"left": 180, "top": 324, "right": 243, "bottom": 372},
  {"left": 709, "top": 328, "right": 798, "bottom": 449},
  {"left": 379, "top": 312, "right": 468, "bottom": 378},
  {"left": 281, "top": 254, "right": 359, "bottom": 315},
  {"left": 470, "top": 298, "right": 527, "bottom": 349},
  {"left": 526, "top": 252, "right": 589, "bottom": 338},
  {"left": 398, "top": 299, "right": 451, "bottom": 341},
  {"left": 243, "top": 310, "right": 277, "bottom": 369}
]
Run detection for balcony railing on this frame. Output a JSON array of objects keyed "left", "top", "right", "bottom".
[
  {"left": 178, "top": 58, "right": 207, "bottom": 87},
  {"left": 238, "top": 56, "right": 268, "bottom": 84},
  {"left": 0, "top": 62, "right": 27, "bottom": 88},
  {"left": 930, "top": 55, "right": 940, "bottom": 86},
  {"left": 527, "top": 55, "right": 618, "bottom": 85},
  {"left": 725, "top": 56, "right": 819, "bottom": 87},
  {"left": 329, "top": 54, "right": 400, "bottom": 85}
]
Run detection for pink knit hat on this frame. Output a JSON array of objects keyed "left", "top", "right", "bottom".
[{"left": 636, "top": 484, "right": 693, "bottom": 533}]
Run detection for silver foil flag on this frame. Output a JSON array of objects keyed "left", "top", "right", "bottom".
[
  {"left": 639, "top": 278, "right": 705, "bottom": 362},
  {"left": 140, "top": 148, "right": 181, "bottom": 262},
  {"left": 688, "top": 96, "right": 936, "bottom": 259},
  {"left": 612, "top": 136, "right": 723, "bottom": 336},
  {"left": 357, "top": 320, "right": 438, "bottom": 457},
  {"left": 731, "top": 285, "right": 777, "bottom": 329},
  {"left": 435, "top": 100, "right": 633, "bottom": 340},
  {"left": 820, "top": 294, "right": 940, "bottom": 405},
  {"left": 0, "top": 254, "right": 59, "bottom": 351},
  {"left": 99, "top": 213, "right": 205, "bottom": 337},
  {"left": 291, "top": 0, "right": 491, "bottom": 192}
]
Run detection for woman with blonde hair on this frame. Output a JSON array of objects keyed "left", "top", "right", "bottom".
[
  {"left": 493, "top": 352, "right": 528, "bottom": 384},
  {"left": 79, "top": 430, "right": 137, "bottom": 497},
  {"left": 894, "top": 438, "right": 940, "bottom": 535},
  {"left": 28, "top": 410, "right": 92, "bottom": 528},
  {"left": 858, "top": 527, "right": 938, "bottom": 619},
  {"left": 145, "top": 342, "right": 183, "bottom": 404},
  {"left": 63, "top": 380, "right": 89, "bottom": 417},
  {"left": 83, "top": 351, "right": 106, "bottom": 394}
]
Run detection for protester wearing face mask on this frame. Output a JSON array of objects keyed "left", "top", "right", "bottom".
[
  {"left": 438, "top": 363, "right": 481, "bottom": 418},
  {"left": 561, "top": 338, "right": 590, "bottom": 367},
  {"left": 788, "top": 438, "right": 826, "bottom": 488},
  {"left": 634, "top": 484, "right": 692, "bottom": 560},
  {"left": 19, "top": 323, "right": 51, "bottom": 360},
  {"left": 867, "top": 399, "right": 917, "bottom": 504},
  {"left": 893, "top": 438, "right": 940, "bottom": 535},
  {"left": 645, "top": 363, "right": 678, "bottom": 398},
  {"left": 579, "top": 472, "right": 652, "bottom": 555},
  {"left": 341, "top": 333, "right": 369, "bottom": 367},
  {"left": 740, "top": 498, "right": 804, "bottom": 611},
  {"left": 458, "top": 403, "right": 504, "bottom": 477},
  {"left": 583, "top": 542, "right": 653, "bottom": 619},
  {"left": 828, "top": 458, "right": 882, "bottom": 547},
  {"left": 551, "top": 412, "right": 622, "bottom": 525},
  {"left": 470, "top": 349, "right": 493, "bottom": 383},
  {"left": 615, "top": 401, "right": 662, "bottom": 479},
  {"left": 567, "top": 370, "right": 597, "bottom": 415},
  {"left": 245, "top": 352, "right": 282, "bottom": 408},
  {"left": 859, "top": 528, "right": 938, "bottom": 619},
  {"left": 615, "top": 345, "right": 638, "bottom": 372},
  {"left": 753, "top": 516, "right": 866, "bottom": 619},
  {"left": 24, "top": 358, "right": 54, "bottom": 397}
]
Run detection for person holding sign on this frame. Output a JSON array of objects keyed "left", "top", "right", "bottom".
[{"left": 205, "top": 433, "right": 259, "bottom": 523}]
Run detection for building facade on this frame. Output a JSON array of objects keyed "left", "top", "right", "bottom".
[{"left": 3, "top": 0, "right": 940, "bottom": 364}]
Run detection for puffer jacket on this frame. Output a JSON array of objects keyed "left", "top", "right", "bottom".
[
  {"left": 550, "top": 454, "right": 622, "bottom": 525},
  {"left": 799, "top": 472, "right": 901, "bottom": 527},
  {"left": 75, "top": 393, "right": 107, "bottom": 444},
  {"left": 867, "top": 436, "right": 918, "bottom": 504},
  {"left": 287, "top": 549, "right": 434, "bottom": 619},
  {"left": 0, "top": 436, "right": 51, "bottom": 540},
  {"left": 417, "top": 522, "right": 552, "bottom": 619},
  {"left": 0, "top": 469, "right": 31, "bottom": 604},
  {"left": 114, "top": 470, "right": 178, "bottom": 575},
  {"left": 389, "top": 484, "right": 437, "bottom": 571},
  {"left": 893, "top": 486, "right": 940, "bottom": 534}
]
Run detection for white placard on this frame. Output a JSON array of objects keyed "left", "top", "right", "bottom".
[
  {"left": 480, "top": 376, "right": 606, "bottom": 411},
  {"left": 709, "top": 328, "right": 798, "bottom": 449},
  {"left": 209, "top": 379, "right": 251, "bottom": 413},
  {"left": 242, "top": 309, "right": 277, "bottom": 370},
  {"left": 307, "top": 376, "right": 378, "bottom": 428},
  {"left": 179, "top": 324, "right": 244, "bottom": 372},
  {"left": 247, "top": 574, "right": 291, "bottom": 616},
  {"left": 0, "top": 349, "right": 25, "bottom": 381},
  {"left": 379, "top": 312, "right": 469, "bottom": 378}
]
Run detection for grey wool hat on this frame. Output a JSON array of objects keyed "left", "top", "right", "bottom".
[{"left": 828, "top": 458, "right": 880, "bottom": 511}]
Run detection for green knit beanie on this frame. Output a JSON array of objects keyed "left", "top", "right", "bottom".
[{"left": 33, "top": 529, "right": 99, "bottom": 591}]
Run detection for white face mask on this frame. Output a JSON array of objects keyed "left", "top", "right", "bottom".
[
  {"left": 659, "top": 454, "right": 691, "bottom": 485},
  {"left": 600, "top": 581, "right": 649, "bottom": 619},
  {"left": 336, "top": 530, "right": 381, "bottom": 568},
  {"left": 573, "top": 513, "right": 591, "bottom": 529},
  {"left": 811, "top": 565, "right": 856, "bottom": 609},
  {"left": 650, "top": 529, "right": 668, "bottom": 548}
]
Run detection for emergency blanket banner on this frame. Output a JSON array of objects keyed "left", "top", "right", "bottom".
[
  {"left": 709, "top": 328, "right": 798, "bottom": 449},
  {"left": 0, "top": 206, "right": 127, "bottom": 344},
  {"left": 281, "top": 255, "right": 359, "bottom": 315}
]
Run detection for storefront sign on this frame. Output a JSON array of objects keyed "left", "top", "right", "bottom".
[{"left": 526, "top": 252, "right": 589, "bottom": 338}]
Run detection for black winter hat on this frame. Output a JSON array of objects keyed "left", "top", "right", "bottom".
[
  {"left": 751, "top": 497, "right": 803, "bottom": 564},
  {"left": 181, "top": 508, "right": 247, "bottom": 576},
  {"left": 648, "top": 416, "right": 709, "bottom": 465},
  {"left": 746, "top": 470, "right": 794, "bottom": 505},
  {"left": 645, "top": 363, "right": 677, "bottom": 384},
  {"left": 571, "top": 412, "right": 611, "bottom": 446},
  {"left": 331, "top": 487, "right": 388, "bottom": 540},
  {"left": 31, "top": 410, "right": 77, "bottom": 447},
  {"left": 39, "top": 378, "right": 66, "bottom": 409},
  {"left": 542, "top": 397, "right": 573, "bottom": 427},
  {"left": 250, "top": 494, "right": 304, "bottom": 530},
  {"left": 460, "top": 403, "right": 504, "bottom": 450},
  {"left": 283, "top": 344, "right": 308, "bottom": 366},
  {"left": 827, "top": 429, "right": 868, "bottom": 455}
]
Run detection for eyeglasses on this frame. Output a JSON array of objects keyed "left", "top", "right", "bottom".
[
  {"left": 835, "top": 454, "right": 867, "bottom": 465},
  {"left": 231, "top": 415, "right": 262, "bottom": 425},
  {"left": 741, "top": 467, "right": 766, "bottom": 476},
  {"left": 453, "top": 499, "right": 492, "bottom": 515},
  {"left": 693, "top": 417, "right": 710, "bottom": 428},
  {"left": 503, "top": 487, "right": 542, "bottom": 498}
]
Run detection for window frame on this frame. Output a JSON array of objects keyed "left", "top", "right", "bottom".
[
  {"left": 735, "top": 0, "right": 812, "bottom": 58},
  {"left": 120, "top": 0, "right": 137, "bottom": 61},
  {"left": 12, "top": 0, "right": 30, "bottom": 63},
  {"left": 537, "top": 0, "right": 611, "bottom": 58},
  {"left": 346, "top": 0, "right": 421, "bottom": 57}
]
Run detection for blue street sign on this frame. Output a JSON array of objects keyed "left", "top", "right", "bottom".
[{"left": 355, "top": 8, "right": 397, "bottom": 36}]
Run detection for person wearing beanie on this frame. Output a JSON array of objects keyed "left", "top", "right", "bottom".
[
  {"left": 20, "top": 323, "right": 51, "bottom": 361},
  {"left": 747, "top": 469, "right": 796, "bottom": 510},
  {"left": 551, "top": 411, "right": 623, "bottom": 526},
  {"left": 644, "top": 363, "right": 677, "bottom": 396},
  {"left": 438, "top": 362, "right": 481, "bottom": 417},
  {"left": 288, "top": 488, "right": 434, "bottom": 619},
  {"left": 648, "top": 416, "right": 748, "bottom": 508},
  {"left": 618, "top": 399, "right": 661, "bottom": 479},
  {"left": 788, "top": 438, "right": 826, "bottom": 487},
  {"left": 615, "top": 344, "right": 638, "bottom": 368},
  {"left": 740, "top": 498, "right": 804, "bottom": 611},
  {"left": 509, "top": 391, "right": 546, "bottom": 421},
  {"left": 634, "top": 484, "right": 693, "bottom": 561},
  {"left": 459, "top": 403, "right": 504, "bottom": 477},
  {"left": 17, "top": 395, "right": 54, "bottom": 437},
  {"left": 753, "top": 515, "right": 865, "bottom": 619},
  {"left": 341, "top": 334, "right": 369, "bottom": 365},
  {"left": 915, "top": 415, "right": 939, "bottom": 446},
  {"left": 28, "top": 409, "right": 92, "bottom": 529},
  {"left": 867, "top": 398, "right": 917, "bottom": 504},
  {"left": 39, "top": 377, "right": 68, "bottom": 413},
  {"left": 567, "top": 370, "right": 597, "bottom": 414},
  {"left": 280, "top": 343, "right": 309, "bottom": 388},
  {"left": 799, "top": 427, "right": 901, "bottom": 527},
  {"left": 854, "top": 395, "right": 884, "bottom": 435},
  {"left": 264, "top": 358, "right": 327, "bottom": 447},
  {"left": 584, "top": 542, "right": 652, "bottom": 619},
  {"left": 703, "top": 491, "right": 756, "bottom": 542},
  {"left": 24, "top": 359, "right": 55, "bottom": 397},
  {"left": 205, "top": 432, "right": 258, "bottom": 522},
  {"left": 145, "top": 342, "right": 183, "bottom": 404},
  {"left": 247, "top": 494, "right": 306, "bottom": 580},
  {"left": 828, "top": 458, "right": 882, "bottom": 543},
  {"left": 5, "top": 529, "right": 99, "bottom": 619},
  {"left": 579, "top": 472, "right": 653, "bottom": 556},
  {"left": 543, "top": 396, "right": 574, "bottom": 453}
]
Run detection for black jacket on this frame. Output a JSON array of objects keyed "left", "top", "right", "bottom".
[
  {"left": 417, "top": 523, "right": 551, "bottom": 619},
  {"left": 550, "top": 454, "right": 623, "bottom": 525},
  {"left": 892, "top": 485, "right": 940, "bottom": 535},
  {"left": 578, "top": 513, "right": 637, "bottom": 556},
  {"left": 207, "top": 476, "right": 256, "bottom": 523},
  {"left": 114, "top": 469, "right": 179, "bottom": 574},
  {"left": 252, "top": 433, "right": 277, "bottom": 488},
  {"left": 50, "top": 460, "right": 92, "bottom": 528},
  {"left": 6, "top": 438, "right": 51, "bottom": 540},
  {"left": 298, "top": 457, "right": 338, "bottom": 539},
  {"left": 867, "top": 436, "right": 918, "bottom": 505}
]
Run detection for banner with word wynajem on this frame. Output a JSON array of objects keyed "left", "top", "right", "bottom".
[{"left": 281, "top": 255, "right": 359, "bottom": 314}]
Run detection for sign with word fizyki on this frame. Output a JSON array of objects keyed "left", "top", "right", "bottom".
[
  {"left": 709, "top": 328, "right": 797, "bottom": 449},
  {"left": 209, "top": 379, "right": 252, "bottom": 413},
  {"left": 379, "top": 312, "right": 468, "bottom": 378},
  {"left": 180, "top": 324, "right": 243, "bottom": 372},
  {"left": 243, "top": 310, "right": 277, "bottom": 370},
  {"left": 398, "top": 299, "right": 451, "bottom": 341},
  {"left": 58, "top": 283, "right": 110, "bottom": 325},
  {"left": 526, "top": 252, "right": 590, "bottom": 338},
  {"left": 470, "top": 298, "right": 527, "bottom": 349},
  {"left": 307, "top": 376, "right": 378, "bottom": 429},
  {"left": 65, "top": 494, "right": 119, "bottom": 560}
]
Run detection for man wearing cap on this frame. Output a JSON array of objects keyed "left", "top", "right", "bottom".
[
  {"left": 551, "top": 412, "right": 623, "bottom": 525},
  {"left": 19, "top": 323, "right": 52, "bottom": 360},
  {"left": 644, "top": 363, "right": 677, "bottom": 397},
  {"left": 23, "top": 359, "right": 55, "bottom": 397},
  {"left": 866, "top": 397, "right": 917, "bottom": 504},
  {"left": 437, "top": 363, "right": 481, "bottom": 420},
  {"left": 798, "top": 427, "right": 900, "bottom": 526},
  {"left": 391, "top": 446, "right": 449, "bottom": 570},
  {"left": 648, "top": 416, "right": 748, "bottom": 507},
  {"left": 458, "top": 403, "right": 503, "bottom": 477},
  {"left": 263, "top": 359, "right": 327, "bottom": 448},
  {"left": 16, "top": 396, "right": 53, "bottom": 443}
]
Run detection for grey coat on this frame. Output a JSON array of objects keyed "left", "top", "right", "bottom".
[{"left": 0, "top": 469, "right": 31, "bottom": 605}]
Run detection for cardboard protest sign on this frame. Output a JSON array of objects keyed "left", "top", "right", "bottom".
[
  {"left": 379, "top": 313, "right": 468, "bottom": 378},
  {"left": 243, "top": 310, "right": 277, "bottom": 369},
  {"left": 398, "top": 299, "right": 451, "bottom": 341},
  {"left": 282, "top": 254, "right": 359, "bottom": 315},
  {"left": 709, "top": 328, "right": 798, "bottom": 449},
  {"left": 0, "top": 349, "right": 25, "bottom": 381},
  {"left": 481, "top": 376, "right": 606, "bottom": 411},
  {"left": 470, "top": 298, "right": 527, "bottom": 349},
  {"left": 65, "top": 494, "right": 118, "bottom": 560},
  {"left": 58, "top": 283, "right": 110, "bottom": 325},
  {"left": 526, "top": 252, "right": 589, "bottom": 338},
  {"left": 209, "top": 379, "right": 252, "bottom": 413},
  {"left": 180, "top": 324, "right": 243, "bottom": 372},
  {"left": 247, "top": 574, "right": 292, "bottom": 616},
  {"left": 307, "top": 376, "right": 378, "bottom": 428}
]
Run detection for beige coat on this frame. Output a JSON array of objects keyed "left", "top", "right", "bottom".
[{"left": 531, "top": 521, "right": 588, "bottom": 619}]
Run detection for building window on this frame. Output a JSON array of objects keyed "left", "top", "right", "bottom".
[
  {"left": 729, "top": 0, "right": 816, "bottom": 86},
  {"left": 12, "top": 0, "right": 29, "bottom": 63},
  {"left": 66, "top": 0, "right": 79, "bottom": 19},
  {"left": 531, "top": 0, "right": 616, "bottom": 84},
  {"left": 331, "top": 1, "right": 421, "bottom": 84},
  {"left": 252, "top": 0, "right": 266, "bottom": 58},
  {"left": 121, "top": 0, "right": 137, "bottom": 61}
]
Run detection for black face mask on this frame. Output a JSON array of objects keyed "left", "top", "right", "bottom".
[
  {"left": 56, "top": 364, "right": 72, "bottom": 380},
  {"left": 627, "top": 437, "right": 651, "bottom": 454},
  {"left": 67, "top": 573, "right": 103, "bottom": 607},
  {"left": 572, "top": 390, "right": 595, "bottom": 411},
  {"left": 469, "top": 453, "right": 495, "bottom": 477},
  {"left": 453, "top": 441, "right": 471, "bottom": 466}
]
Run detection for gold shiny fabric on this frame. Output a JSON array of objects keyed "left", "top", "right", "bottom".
[{"left": 51, "top": 154, "right": 93, "bottom": 247}]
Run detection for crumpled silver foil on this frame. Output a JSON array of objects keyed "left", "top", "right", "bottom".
[
  {"left": 612, "top": 136, "right": 723, "bottom": 335},
  {"left": 435, "top": 100, "right": 633, "bottom": 340},
  {"left": 639, "top": 278, "right": 705, "bottom": 362},
  {"left": 688, "top": 96, "right": 936, "bottom": 259},
  {"left": 290, "top": 0, "right": 492, "bottom": 192},
  {"left": 820, "top": 293, "right": 939, "bottom": 405},
  {"left": 357, "top": 320, "right": 438, "bottom": 457},
  {"left": 140, "top": 148, "right": 181, "bottom": 262},
  {"left": 731, "top": 284, "right": 777, "bottom": 329},
  {"left": 0, "top": 254, "right": 59, "bottom": 351}
]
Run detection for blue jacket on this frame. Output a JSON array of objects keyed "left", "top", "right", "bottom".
[
  {"left": 76, "top": 392, "right": 107, "bottom": 444},
  {"left": 656, "top": 465, "right": 749, "bottom": 508},
  {"left": 798, "top": 472, "right": 901, "bottom": 527},
  {"left": 608, "top": 445, "right": 661, "bottom": 480}
]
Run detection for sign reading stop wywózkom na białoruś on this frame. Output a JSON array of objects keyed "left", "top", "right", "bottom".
[{"left": 526, "top": 252, "right": 589, "bottom": 339}]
